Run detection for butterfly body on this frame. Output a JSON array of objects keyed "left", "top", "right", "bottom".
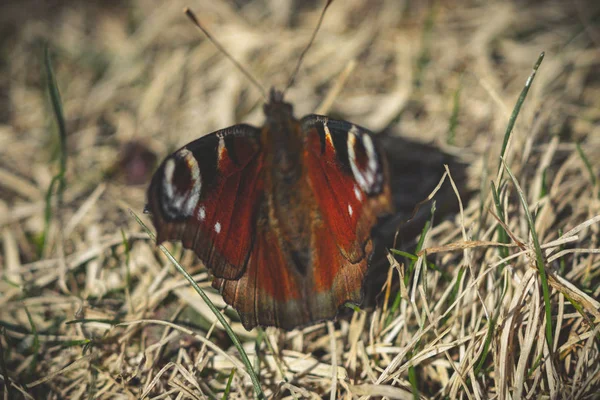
[
  {"left": 261, "top": 92, "right": 312, "bottom": 263},
  {"left": 147, "top": 88, "right": 392, "bottom": 330}
]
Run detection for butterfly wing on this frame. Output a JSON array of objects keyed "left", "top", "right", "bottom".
[
  {"left": 146, "top": 124, "right": 264, "bottom": 280},
  {"left": 302, "top": 115, "right": 392, "bottom": 261},
  {"left": 302, "top": 115, "right": 393, "bottom": 319}
]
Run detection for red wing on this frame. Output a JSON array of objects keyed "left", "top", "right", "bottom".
[
  {"left": 212, "top": 207, "right": 368, "bottom": 331},
  {"left": 146, "top": 124, "right": 264, "bottom": 280},
  {"left": 301, "top": 115, "right": 393, "bottom": 263}
]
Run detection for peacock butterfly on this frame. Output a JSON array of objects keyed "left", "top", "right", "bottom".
[{"left": 146, "top": 2, "right": 393, "bottom": 331}]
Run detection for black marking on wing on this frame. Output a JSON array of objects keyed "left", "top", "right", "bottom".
[
  {"left": 224, "top": 134, "right": 241, "bottom": 166},
  {"left": 315, "top": 122, "right": 327, "bottom": 155}
]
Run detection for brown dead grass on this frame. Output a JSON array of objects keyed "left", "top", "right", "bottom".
[{"left": 1, "top": 0, "right": 600, "bottom": 398}]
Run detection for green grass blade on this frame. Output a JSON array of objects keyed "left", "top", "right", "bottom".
[
  {"left": 386, "top": 219, "right": 431, "bottom": 327},
  {"left": 59, "top": 339, "right": 93, "bottom": 348},
  {"left": 502, "top": 159, "right": 554, "bottom": 351},
  {"left": 414, "top": 3, "right": 437, "bottom": 89},
  {"left": 131, "top": 210, "right": 264, "bottom": 399},
  {"left": 221, "top": 368, "right": 236, "bottom": 400},
  {"left": 386, "top": 202, "right": 435, "bottom": 328},
  {"left": 540, "top": 167, "right": 549, "bottom": 199},
  {"left": 24, "top": 306, "right": 40, "bottom": 373},
  {"left": 389, "top": 249, "right": 418, "bottom": 261},
  {"left": 557, "top": 228, "right": 566, "bottom": 276},
  {"left": 120, "top": 229, "right": 133, "bottom": 312},
  {"left": 474, "top": 318, "right": 495, "bottom": 375},
  {"left": 528, "top": 352, "right": 544, "bottom": 376},
  {"left": 474, "top": 271, "right": 509, "bottom": 375},
  {"left": 490, "top": 181, "right": 509, "bottom": 267},
  {"left": 575, "top": 142, "right": 597, "bottom": 187},
  {"left": 41, "top": 46, "right": 68, "bottom": 254},
  {"left": 40, "top": 176, "right": 59, "bottom": 256},
  {"left": 408, "top": 363, "right": 419, "bottom": 399},
  {"left": 447, "top": 80, "right": 461, "bottom": 145},
  {"left": 496, "top": 52, "right": 545, "bottom": 180},
  {"left": 44, "top": 46, "right": 67, "bottom": 199}
]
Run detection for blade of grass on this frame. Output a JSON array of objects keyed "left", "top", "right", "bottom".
[
  {"left": 575, "top": 142, "right": 597, "bottom": 188},
  {"left": 44, "top": 46, "right": 67, "bottom": 192},
  {"left": 448, "top": 267, "right": 466, "bottom": 307},
  {"left": 540, "top": 167, "right": 549, "bottom": 199},
  {"left": 496, "top": 52, "right": 545, "bottom": 182},
  {"left": 414, "top": 2, "right": 437, "bottom": 89},
  {"left": 447, "top": 79, "right": 461, "bottom": 145},
  {"left": 120, "top": 229, "right": 133, "bottom": 313},
  {"left": 59, "top": 339, "right": 93, "bottom": 348},
  {"left": 407, "top": 220, "right": 431, "bottom": 287},
  {"left": 491, "top": 181, "right": 509, "bottom": 268},
  {"left": 389, "top": 249, "right": 418, "bottom": 261},
  {"left": 418, "top": 200, "right": 436, "bottom": 295},
  {"left": 527, "top": 352, "right": 544, "bottom": 377},
  {"left": 386, "top": 218, "right": 431, "bottom": 327},
  {"left": 561, "top": 292, "right": 599, "bottom": 340},
  {"left": 222, "top": 368, "right": 236, "bottom": 400},
  {"left": 255, "top": 328, "right": 298, "bottom": 398},
  {"left": 408, "top": 363, "right": 419, "bottom": 400},
  {"left": 131, "top": 210, "right": 265, "bottom": 399},
  {"left": 557, "top": 228, "right": 566, "bottom": 276},
  {"left": 474, "top": 269, "right": 509, "bottom": 375},
  {"left": 41, "top": 46, "right": 68, "bottom": 255},
  {"left": 502, "top": 159, "right": 554, "bottom": 351},
  {"left": 24, "top": 306, "right": 40, "bottom": 373},
  {"left": 41, "top": 178, "right": 58, "bottom": 256}
]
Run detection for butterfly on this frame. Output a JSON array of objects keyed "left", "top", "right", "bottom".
[{"left": 146, "top": 5, "right": 393, "bottom": 331}]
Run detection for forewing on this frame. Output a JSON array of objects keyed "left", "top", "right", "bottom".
[
  {"left": 146, "top": 124, "right": 264, "bottom": 280},
  {"left": 301, "top": 115, "right": 393, "bottom": 262}
]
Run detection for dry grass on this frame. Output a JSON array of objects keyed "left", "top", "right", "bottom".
[{"left": 1, "top": 0, "right": 600, "bottom": 398}]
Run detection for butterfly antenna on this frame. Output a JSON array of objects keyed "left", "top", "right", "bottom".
[
  {"left": 282, "top": 0, "right": 334, "bottom": 97},
  {"left": 184, "top": 8, "right": 268, "bottom": 100}
]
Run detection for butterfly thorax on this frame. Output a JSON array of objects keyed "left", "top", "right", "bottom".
[
  {"left": 262, "top": 89, "right": 312, "bottom": 274},
  {"left": 262, "top": 89, "right": 300, "bottom": 176}
]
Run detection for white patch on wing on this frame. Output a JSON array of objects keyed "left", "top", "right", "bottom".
[
  {"left": 361, "top": 134, "right": 378, "bottom": 188},
  {"left": 353, "top": 185, "right": 363, "bottom": 201},
  {"left": 348, "top": 204, "right": 353, "bottom": 216},
  {"left": 347, "top": 129, "right": 368, "bottom": 192},
  {"left": 161, "top": 148, "right": 202, "bottom": 218},
  {"left": 347, "top": 126, "right": 380, "bottom": 194},
  {"left": 179, "top": 148, "right": 202, "bottom": 216},
  {"left": 214, "top": 221, "right": 221, "bottom": 234},
  {"left": 323, "top": 121, "right": 334, "bottom": 149},
  {"left": 198, "top": 206, "right": 206, "bottom": 221},
  {"left": 163, "top": 159, "right": 176, "bottom": 200}
]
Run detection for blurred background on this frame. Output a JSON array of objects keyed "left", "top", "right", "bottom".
[{"left": 1, "top": 0, "right": 599, "bottom": 398}]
